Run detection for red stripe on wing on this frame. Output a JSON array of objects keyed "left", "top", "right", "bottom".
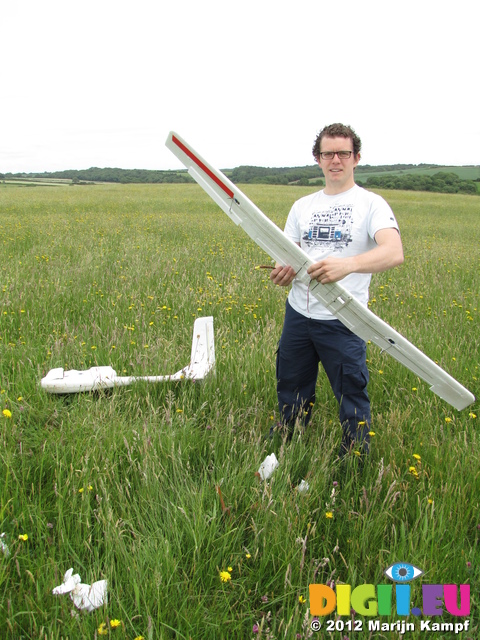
[{"left": 172, "top": 135, "right": 235, "bottom": 199}]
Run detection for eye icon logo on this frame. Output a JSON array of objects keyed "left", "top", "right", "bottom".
[
  {"left": 309, "top": 561, "right": 470, "bottom": 619},
  {"left": 384, "top": 562, "right": 423, "bottom": 582}
]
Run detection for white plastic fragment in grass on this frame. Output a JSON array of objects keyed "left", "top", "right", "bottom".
[
  {"left": 0, "top": 533, "right": 9, "bottom": 556},
  {"left": 52, "top": 568, "right": 107, "bottom": 612},
  {"left": 297, "top": 480, "right": 310, "bottom": 493},
  {"left": 257, "top": 453, "right": 279, "bottom": 481}
]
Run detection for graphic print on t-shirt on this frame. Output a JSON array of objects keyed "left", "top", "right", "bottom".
[{"left": 302, "top": 204, "right": 353, "bottom": 251}]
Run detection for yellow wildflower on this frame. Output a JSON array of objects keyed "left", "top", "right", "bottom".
[
  {"left": 413, "top": 454, "right": 421, "bottom": 461},
  {"left": 227, "top": 566, "right": 233, "bottom": 572},
  {"left": 110, "top": 619, "right": 121, "bottom": 628},
  {"left": 2, "top": 409, "right": 12, "bottom": 419},
  {"left": 219, "top": 570, "right": 232, "bottom": 583},
  {"left": 325, "top": 512, "right": 333, "bottom": 519},
  {"left": 246, "top": 553, "right": 251, "bottom": 559},
  {"left": 368, "top": 431, "right": 376, "bottom": 437},
  {"left": 98, "top": 622, "right": 108, "bottom": 636},
  {"left": 299, "top": 595, "right": 307, "bottom": 604},
  {"left": 18, "top": 533, "right": 28, "bottom": 541}
]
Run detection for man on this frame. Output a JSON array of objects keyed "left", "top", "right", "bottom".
[{"left": 270, "top": 123, "right": 404, "bottom": 458}]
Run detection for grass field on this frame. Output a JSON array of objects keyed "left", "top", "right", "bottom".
[{"left": 0, "top": 183, "right": 478, "bottom": 639}]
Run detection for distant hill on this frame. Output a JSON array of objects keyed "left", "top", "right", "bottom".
[
  {"left": 355, "top": 164, "right": 480, "bottom": 181},
  {"left": 357, "top": 170, "right": 478, "bottom": 195},
  {"left": 2, "top": 163, "right": 479, "bottom": 194}
]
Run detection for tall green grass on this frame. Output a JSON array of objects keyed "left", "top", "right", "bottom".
[{"left": 0, "top": 184, "right": 478, "bottom": 639}]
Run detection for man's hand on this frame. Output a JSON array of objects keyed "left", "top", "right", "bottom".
[
  {"left": 307, "top": 228, "right": 404, "bottom": 284},
  {"left": 270, "top": 264, "right": 296, "bottom": 286},
  {"left": 307, "top": 257, "right": 353, "bottom": 284}
]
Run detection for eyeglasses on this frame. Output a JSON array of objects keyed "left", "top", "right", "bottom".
[{"left": 319, "top": 151, "right": 354, "bottom": 160}]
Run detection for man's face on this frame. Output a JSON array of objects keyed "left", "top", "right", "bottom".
[{"left": 317, "top": 135, "right": 360, "bottom": 194}]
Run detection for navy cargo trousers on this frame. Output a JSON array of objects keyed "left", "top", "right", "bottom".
[{"left": 276, "top": 300, "right": 371, "bottom": 455}]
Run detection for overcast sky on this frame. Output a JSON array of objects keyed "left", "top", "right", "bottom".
[{"left": 1, "top": 0, "right": 478, "bottom": 173}]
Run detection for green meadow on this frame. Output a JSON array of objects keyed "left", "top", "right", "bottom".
[{"left": 0, "top": 183, "right": 478, "bottom": 639}]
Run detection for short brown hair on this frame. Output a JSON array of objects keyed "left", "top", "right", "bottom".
[{"left": 312, "top": 123, "right": 361, "bottom": 161}]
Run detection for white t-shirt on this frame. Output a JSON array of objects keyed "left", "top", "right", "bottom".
[{"left": 284, "top": 184, "right": 399, "bottom": 320}]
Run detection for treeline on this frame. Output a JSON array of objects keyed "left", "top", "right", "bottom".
[
  {"left": 358, "top": 172, "right": 478, "bottom": 194},
  {"left": 1, "top": 167, "right": 194, "bottom": 184},
  {"left": 2, "top": 165, "right": 478, "bottom": 194},
  {"left": 355, "top": 163, "right": 440, "bottom": 174},
  {"left": 2, "top": 165, "right": 324, "bottom": 186},
  {"left": 228, "top": 165, "right": 323, "bottom": 185}
]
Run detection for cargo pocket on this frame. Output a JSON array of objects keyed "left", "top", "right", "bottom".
[{"left": 341, "top": 362, "right": 369, "bottom": 395}]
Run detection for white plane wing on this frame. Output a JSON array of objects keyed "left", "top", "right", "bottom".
[
  {"left": 166, "top": 131, "right": 475, "bottom": 411},
  {"left": 41, "top": 316, "right": 215, "bottom": 393}
]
